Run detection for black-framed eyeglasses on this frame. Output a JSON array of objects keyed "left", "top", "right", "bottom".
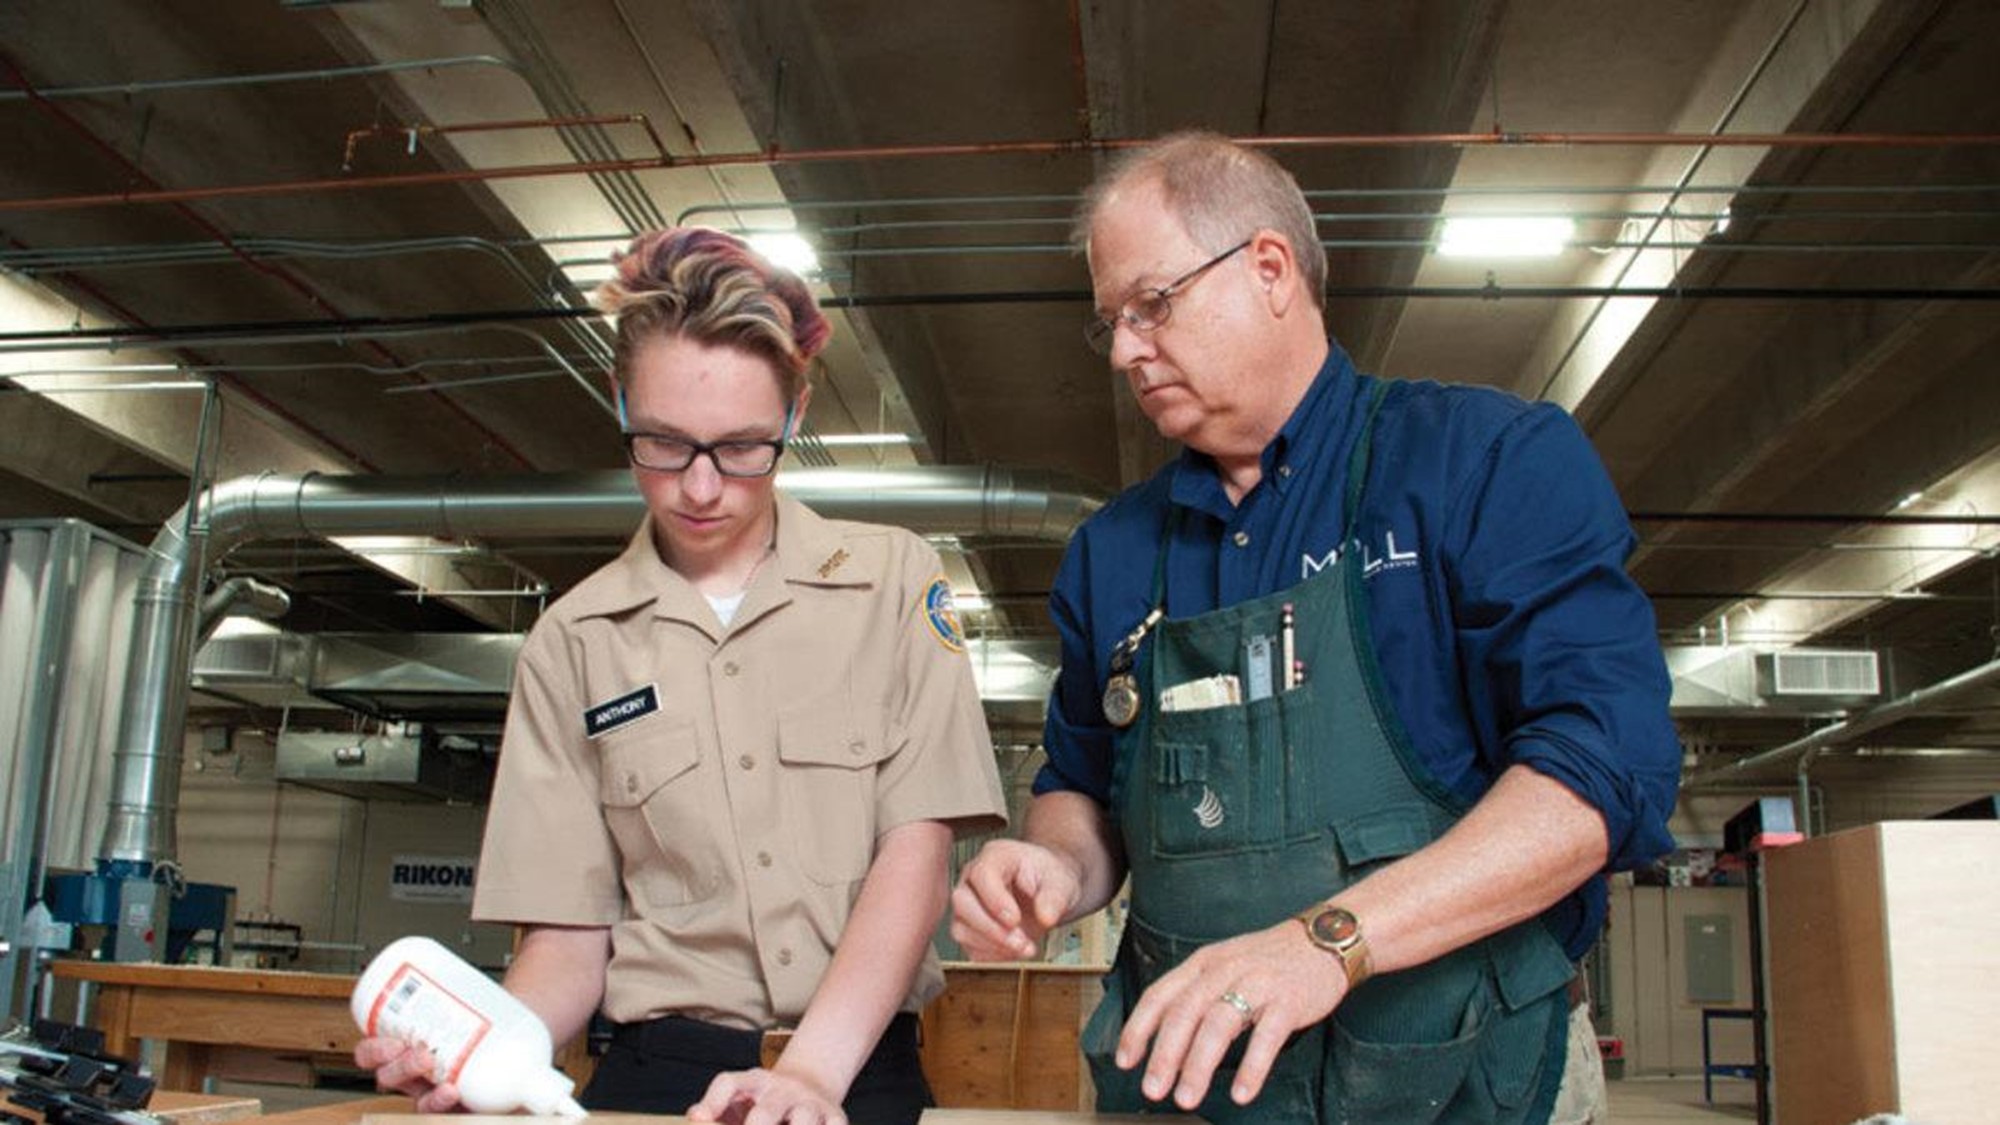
[
  {"left": 619, "top": 395, "right": 796, "bottom": 478},
  {"left": 623, "top": 432, "right": 787, "bottom": 477},
  {"left": 1084, "top": 238, "right": 1252, "bottom": 355}
]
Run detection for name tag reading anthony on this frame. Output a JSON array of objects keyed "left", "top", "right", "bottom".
[{"left": 585, "top": 683, "right": 660, "bottom": 738}]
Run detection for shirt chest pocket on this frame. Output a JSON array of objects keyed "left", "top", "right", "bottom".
[
  {"left": 598, "top": 719, "right": 725, "bottom": 907},
  {"left": 777, "top": 696, "right": 893, "bottom": 885}
]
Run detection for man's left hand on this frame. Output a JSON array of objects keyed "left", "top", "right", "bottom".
[
  {"left": 687, "top": 1067, "right": 846, "bottom": 1125},
  {"left": 1116, "top": 917, "right": 1347, "bottom": 1110}
]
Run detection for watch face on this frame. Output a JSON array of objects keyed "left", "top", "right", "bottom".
[{"left": 1310, "top": 907, "right": 1359, "bottom": 948}]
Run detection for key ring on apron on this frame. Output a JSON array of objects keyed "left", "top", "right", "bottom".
[{"left": 1102, "top": 606, "right": 1164, "bottom": 728}]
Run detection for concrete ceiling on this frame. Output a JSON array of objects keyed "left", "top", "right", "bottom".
[{"left": 2, "top": 0, "right": 1997, "bottom": 778}]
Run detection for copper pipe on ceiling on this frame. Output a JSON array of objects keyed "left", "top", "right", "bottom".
[
  {"left": 0, "top": 51, "right": 542, "bottom": 470},
  {"left": 7, "top": 129, "right": 2000, "bottom": 214},
  {"left": 0, "top": 167, "right": 379, "bottom": 470}
]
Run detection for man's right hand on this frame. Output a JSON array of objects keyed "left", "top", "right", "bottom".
[
  {"left": 949, "top": 839, "right": 1083, "bottom": 960},
  {"left": 354, "top": 1036, "right": 461, "bottom": 1113}
]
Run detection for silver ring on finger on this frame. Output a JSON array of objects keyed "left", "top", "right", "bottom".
[{"left": 1218, "top": 989, "right": 1254, "bottom": 1019}]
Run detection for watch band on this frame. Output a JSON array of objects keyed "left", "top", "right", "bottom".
[{"left": 1296, "top": 902, "right": 1374, "bottom": 989}]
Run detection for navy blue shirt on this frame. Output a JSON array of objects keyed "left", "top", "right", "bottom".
[{"left": 1036, "top": 343, "right": 1680, "bottom": 958}]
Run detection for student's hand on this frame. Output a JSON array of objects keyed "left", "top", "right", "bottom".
[
  {"left": 949, "top": 838, "right": 1082, "bottom": 960},
  {"left": 354, "top": 1036, "right": 462, "bottom": 1113},
  {"left": 688, "top": 1066, "right": 845, "bottom": 1125},
  {"left": 1116, "top": 918, "right": 1349, "bottom": 1110}
]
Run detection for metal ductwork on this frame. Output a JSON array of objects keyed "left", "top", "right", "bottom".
[
  {"left": 188, "top": 629, "right": 1063, "bottom": 803},
  {"left": 101, "top": 466, "right": 1103, "bottom": 864},
  {"left": 1664, "top": 645, "right": 1884, "bottom": 714},
  {"left": 196, "top": 576, "right": 291, "bottom": 645},
  {"left": 1682, "top": 654, "right": 2000, "bottom": 791}
]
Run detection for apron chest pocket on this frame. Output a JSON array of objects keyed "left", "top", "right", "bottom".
[{"left": 1149, "top": 692, "right": 1317, "bottom": 859}]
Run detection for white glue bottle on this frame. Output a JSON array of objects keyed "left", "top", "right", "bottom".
[{"left": 352, "top": 935, "right": 587, "bottom": 1118}]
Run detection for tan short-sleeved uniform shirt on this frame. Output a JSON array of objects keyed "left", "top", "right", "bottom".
[{"left": 472, "top": 494, "right": 1007, "bottom": 1029}]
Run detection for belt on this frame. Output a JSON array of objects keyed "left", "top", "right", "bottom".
[{"left": 610, "top": 1012, "right": 919, "bottom": 1071}]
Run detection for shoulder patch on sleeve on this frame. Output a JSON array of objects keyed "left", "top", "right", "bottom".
[{"left": 919, "top": 575, "right": 966, "bottom": 653}]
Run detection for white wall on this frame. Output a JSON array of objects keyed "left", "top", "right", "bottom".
[
  {"left": 174, "top": 729, "right": 513, "bottom": 975},
  {"left": 1594, "top": 757, "right": 2000, "bottom": 1077}
]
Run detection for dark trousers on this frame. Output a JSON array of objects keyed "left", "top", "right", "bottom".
[{"left": 581, "top": 1013, "right": 932, "bottom": 1125}]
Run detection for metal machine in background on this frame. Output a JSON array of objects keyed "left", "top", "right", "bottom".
[
  {"left": 41, "top": 865, "right": 235, "bottom": 966},
  {"left": 1, "top": 522, "right": 147, "bottom": 1021}
]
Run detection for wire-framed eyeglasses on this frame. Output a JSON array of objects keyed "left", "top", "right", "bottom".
[{"left": 1084, "top": 239, "right": 1251, "bottom": 355}]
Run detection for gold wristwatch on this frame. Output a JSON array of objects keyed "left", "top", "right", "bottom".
[{"left": 1295, "top": 902, "right": 1373, "bottom": 989}]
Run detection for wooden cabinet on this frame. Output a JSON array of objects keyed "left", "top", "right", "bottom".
[{"left": 1765, "top": 821, "right": 1999, "bottom": 1124}]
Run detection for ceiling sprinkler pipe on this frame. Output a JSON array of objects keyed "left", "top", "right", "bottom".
[
  {"left": 9, "top": 130, "right": 2000, "bottom": 214},
  {"left": 1682, "top": 655, "right": 2000, "bottom": 791}
]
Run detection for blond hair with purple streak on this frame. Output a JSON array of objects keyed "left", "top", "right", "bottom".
[{"left": 593, "top": 227, "right": 831, "bottom": 399}]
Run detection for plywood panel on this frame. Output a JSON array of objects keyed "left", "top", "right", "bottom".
[
  {"left": 920, "top": 965, "right": 1095, "bottom": 1110},
  {"left": 366, "top": 1117, "right": 667, "bottom": 1125},
  {"left": 7, "top": 1092, "right": 264, "bottom": 1125},
  {"left": 1879, "top": 821, "right": 2000, "bottom": 1123},
  {"left": 148, "top": 1092, "right": 264, "bottom": 1125},
  {"left": 250, "top": 1097, "right": 412, "bottom": 1125},
  {"left": 366, "top": 1104, "right": 1192, "bottom": 1112},
  {"left": 920, "top": 1104, "right": 1184, "bottom": 1112},
  {"left": 364, "top": 1104, "right": 1184, "bottom": 1112},
  {"left": 1766, "top": 826, "right": 1895, "bottom": 1122}
]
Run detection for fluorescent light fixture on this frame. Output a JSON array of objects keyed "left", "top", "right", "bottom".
[
  {"left": 1437, "top": 217, "right": 1575, "bottom": 258},
  {"left": 747, "top": 231, "right": 820, "bottom": 276},
  {"left": 952, "top": 591, "right": 991, "bottom": 612},
  {"left": 814, "top": 433, "right": 914, "bottom": 447},
  {"left": 1893, "top": 491, "right": 1924, "bottom": 511},
  {"left": 211, "top": 617, "right": 280, "bottom": 639}
]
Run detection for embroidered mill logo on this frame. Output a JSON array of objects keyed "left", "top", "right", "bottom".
[
  {"left": 817, "top": 547, "right": 850, "bottom": 577},
  {"left": 1301, "top": 527, "right": 1422, "bottom": 582},
  {"left": 920, "top": 575, "right": 965, "bottom": 653},
  {"left": 1193, "top": 785, "right": 1225, "bottom": 829}
]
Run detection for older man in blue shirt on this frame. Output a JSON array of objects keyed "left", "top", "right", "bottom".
[{"left": 951, "top": 132, "right": 1679, "bottom": 1125}]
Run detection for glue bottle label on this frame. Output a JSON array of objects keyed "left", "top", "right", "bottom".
[{"left": 365, "top": 963, "right": 494, "bottom": 1083}]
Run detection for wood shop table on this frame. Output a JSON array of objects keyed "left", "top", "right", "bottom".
[
  {"left": 3, "top": 1091, "right": 267, "bottom": 1125},
  {"left": 145, "top": 1092, "right": 269, "bottom": 1125},
  {"left": 204, "top": 1106, "right": 1191, "bottom": 1125},
  {"left": 48, "top": 961, "right": 1103, "bottom": 1110},
  {"left": 47, "top": 962, "right": 358, "bottom": 1091}
]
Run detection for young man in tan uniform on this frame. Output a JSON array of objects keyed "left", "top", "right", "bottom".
[{"left": 357, "top": 228, "right": 1006, "bottom": 1125}]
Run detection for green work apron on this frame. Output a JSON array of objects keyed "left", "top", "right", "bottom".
[{"left": 1084, "top": 382, "right": 1576, "bottom": 1124}]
